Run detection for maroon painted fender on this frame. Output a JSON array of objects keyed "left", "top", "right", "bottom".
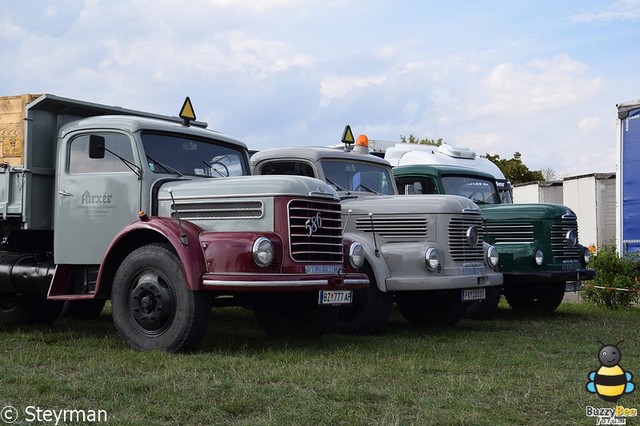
[{"left": 95, "top": 215, "right": 206, "bottom": 293}]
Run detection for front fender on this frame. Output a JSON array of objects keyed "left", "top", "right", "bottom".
[
  {"left": 96, "top": 216, "right": 205, "bottom": 296},
  {"left": 344, "top": 231, "right": 390, "bottom": 292}
]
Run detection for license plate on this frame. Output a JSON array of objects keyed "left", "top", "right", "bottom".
[
  {"left": 565, "top": 282, "right": 582, "bottom": 292},
  {"left": 461, "top": 288, "right": 486, "bottom": 301},
  {"left": 318, "top": 290, "right": 352, "bottom": 305}
]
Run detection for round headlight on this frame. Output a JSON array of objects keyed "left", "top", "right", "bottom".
[
  {"left": 466, "top": 226, "right": 479, "bottom": 247},
  {"left": 534, "top": 249, "right": 544, "bottom": 266},
  {"left": 565, "top": 230, "right": 577, "bottom": 248},
  {"left": 349, "top": 242, "right": 365, "bottom": 269},
  {"left": 252, "top": 237, "right": 274, "bottom": 267},
  {"left": 583, "top": 247, "right": 591, "bottom": 264},
  {"left": 487, "top": 245, "right": 499, "bottom": 269},
  {"left": 425, "top": 247, "right": 440, "bottom": 271}
]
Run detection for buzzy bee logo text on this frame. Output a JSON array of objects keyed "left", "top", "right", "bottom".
[{"left": 585, "top": 341, "right": 638, "bottom": 425}]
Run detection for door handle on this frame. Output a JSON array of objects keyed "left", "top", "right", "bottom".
[{"left": 58, "top": 190, "right": 73, "bottom": 197}]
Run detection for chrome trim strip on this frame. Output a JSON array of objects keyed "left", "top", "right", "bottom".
[{"left": 203, "top": 279, "right": 329, "bottom": 287}]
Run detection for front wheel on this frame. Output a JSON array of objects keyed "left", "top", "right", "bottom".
[
  {"left": 396, "top": 290, "right": 466, "bottom": 327},
  {"left": 503, "top": 282, "right": 565, "bottom": 313},
  {"left": 111, "top": 243, "right": 211, "bottom": 352},
  {"left": 253, "top": 292, "right": 337, "bottom": 339},
  {"left": 335, "top": 265, "right": 392, "bottom": 334}
]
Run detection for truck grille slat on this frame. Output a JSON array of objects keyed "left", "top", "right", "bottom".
[
  {"left": 355, "top": 217, "right": 428, "bottom": 239},
  {"left": 483, "top": 222, "right": 535, "bottom": 243},
  {"left": 289, "top": 199, "right": 343, "bottom": 262},
  {"left": 448, "top": 216, "right": 484, "bottom": 262},
  {"left": 171, "top": 200, "right": 263, "bottom": 219}
]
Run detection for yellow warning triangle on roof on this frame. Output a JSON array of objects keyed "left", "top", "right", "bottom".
[
  {"left": 341, "top": 125, "right": 355, "bottom": 144},
  {"left": 179, "top": 97, "right": 196, "bottom": 122}
]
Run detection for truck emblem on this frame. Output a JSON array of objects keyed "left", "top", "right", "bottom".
[
  {"left": 466, "top": 226, "right": 479, "bottom": 247},
  {"left": 305, "top": 212, "right": 323, "bottom": 237}
]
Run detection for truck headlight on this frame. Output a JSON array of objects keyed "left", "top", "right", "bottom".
[
  {"left": 252, "top": 237, "right": 274, "bottom": 267},
  {"left": 534, "top": 249, "right": 544, "bottom": 266},
  {"left": 565, "top": 230, "right": 577, "bottom": 248},
  {"left": 583, "top": 247, "right": 591, "bottom": 264},
  {"left": 487, "top": 245, "right": 499, "bottom": 269},
  {"left": 425, "top": 247, "right": 439, "bottom": 271},
  {"left": 349, "top": 242, "right": 365, "bottom": 269}
]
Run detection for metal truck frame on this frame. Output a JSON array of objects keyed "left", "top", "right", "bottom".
[
  {"left": 0, "top": 94, "right": 368, "bottom": 351},
  {"left": 250, "top": 132, "right": 502, "bottom": 333}
]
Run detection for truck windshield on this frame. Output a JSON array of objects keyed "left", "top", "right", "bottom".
[
  {"left": 441, "top": 175, "right": 501, "bottom": 204},
  {"left": 141, "top": 132, "right": 248, "bottom": 177},
  {"left": 320, "top": 160, "right": 396, "bottom": 195}
]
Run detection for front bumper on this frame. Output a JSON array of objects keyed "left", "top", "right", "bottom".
[
  {"left": 502, "top": 268, "right": 596, "bottom": 285},
  {"left": 201, "top": 272, "right": 369, "bottom": 291},
  {"left": 386, "top": 271, "right": 503, "bottom": 292}
]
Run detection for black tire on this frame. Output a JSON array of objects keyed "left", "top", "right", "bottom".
[
  {"left": 335, "top": 265, "right": 393, "bottom": 334},
  {"left": 465, "top": 286, "right": 501, "bottom": 320},
  {"left": 504, "top": 282, "right": 565, "bottom": 313},
  {"left": 65, "top": 299, "right": 107, "bottom": 320},
  {"left": 0, "top": 292, "right": 35, "bottom": 327},
  {"left": 111, "top": 243, "right": 211, "bottom": 352},
  {"left": 253, "top": 292, "right": 338, "bottom": 339},
  {"left": 396, "top": 290, "right": 466, "bottom": 327}
]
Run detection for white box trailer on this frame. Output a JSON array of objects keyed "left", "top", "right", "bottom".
[
  {"left": 512, "top": 181, "right": 563, "bottom": 204},
  {"left": 617, "top": 100, "right": 640, "bottom": 254},
  {"left": 563, "top": 173, "right": 616, "bottom": 251}
]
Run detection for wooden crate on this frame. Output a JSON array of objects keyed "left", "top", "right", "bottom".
[{"left": 0, "top": 94, "right": 41, "bottom": 166}]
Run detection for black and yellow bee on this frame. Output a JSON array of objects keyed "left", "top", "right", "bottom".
[{"left": 586, "top": 341, "right": 635, "bottom": 402}]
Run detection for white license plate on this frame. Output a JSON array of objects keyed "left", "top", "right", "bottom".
[
  {"left": 565, "top": 282, "right": 582, "bottom": 292},
  {"left": 461, "top": 288, "right": 486, "bottom": 301},
  {"left": 318, "top": 290, "right": 352, "bottom": 305}
]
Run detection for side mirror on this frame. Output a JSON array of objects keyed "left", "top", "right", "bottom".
[{"left": 89, "top": 135, "right": 106, "bottom": 159}]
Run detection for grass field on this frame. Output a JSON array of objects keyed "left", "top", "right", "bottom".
[{"left": 0, "top": 299, "right": 638, "bottom": 425}]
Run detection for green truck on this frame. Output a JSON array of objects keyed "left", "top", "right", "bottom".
[
  {"left": 0, "top": 94, "right": 368, "bottom": 351},
  {"left": 392, "top": 161, "right": 594, "bottom": 316}
]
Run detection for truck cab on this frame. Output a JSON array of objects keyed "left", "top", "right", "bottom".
[
  {"left": 0, "top": 94, "right": 368, "bottom": 351},
  {"left": 250, "top": 136, "right": 502, "bottom": 333},
  {"left": 392, "top": 161, "right": 594, "bottom": 315}
]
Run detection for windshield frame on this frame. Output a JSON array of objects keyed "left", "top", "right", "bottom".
[{"left": 320, "top": 159, "right": 397, "bottom": 195}]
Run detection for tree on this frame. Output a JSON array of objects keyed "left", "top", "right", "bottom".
[
  {"left": 484, "top": 152, "right": 544, "bottom": 185},
  {"left": 399, "top": 135, "right": 443, "bottom": 146}
]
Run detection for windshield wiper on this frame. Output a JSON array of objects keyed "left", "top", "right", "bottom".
[
  {"left": 146, "top": 154, "right": 183, "bottom": 177},
  {"left": 325, "top": 177, "right": 351, "bottom": 195},
  {"left": 355, "top": 184, "right": 381, "bottom": 195},
  {"left": 104, "top": 148, "right": 141, "bottom": 179}
]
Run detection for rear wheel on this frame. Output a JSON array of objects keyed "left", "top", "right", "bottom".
[
  {"left": 335, "top": 265, "right": 392, "bottom": 334},
  {"left": 504, "top": 282, "right": 565, "bottom": 313},
  {"left": 0, "top": 292, "right": 64, "bottom": 326},
  {"left": 254, "top": 292, "right": 337, "bottom": 339},
  {"left": 396, "top": 290, "right": 466, "bottom": 327},
  {"left": 111, "top": 243, "right": 211, "bottom": 352}
]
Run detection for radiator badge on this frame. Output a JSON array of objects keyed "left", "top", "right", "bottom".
[{"left": 305, "top": 212, "right": 323, "bottom": 237}]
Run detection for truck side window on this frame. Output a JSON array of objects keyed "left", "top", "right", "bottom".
[
  {"left": 395, "top": 177, "right": 436, "bottom": 194},
  {"left": 69, "top": 133, "right": 135, "bottom": 174}
]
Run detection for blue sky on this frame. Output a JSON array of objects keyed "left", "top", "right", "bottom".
[{"left": 2, "top": 0, "right": 639, "bottom": 177}]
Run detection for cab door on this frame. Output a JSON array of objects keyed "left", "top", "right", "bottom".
[{"left": 54, "top": 132, "right": 142, "bottom": 265}]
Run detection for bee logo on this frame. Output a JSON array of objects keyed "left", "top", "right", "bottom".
[{"left": 586, "top": 341, "right": 635, "bottom": 402}]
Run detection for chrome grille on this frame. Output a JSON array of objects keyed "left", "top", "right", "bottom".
[
  {"left": 289, "top": 199, "right": 343, "bottom": 262},
  {"left": 552, "top": 217, "right": 581, "bottom": 260},
  {"left": 355, "top": 217, "right": 428, "bottom": 239},
  {"left": 448, "top": 215, "right": 484, "bottom": 262},
  {"left": 171, "top": 200, "right": 263, "bottom": 219},
  {"left": 483, "top": 222, "right": 534, "bottom": 243}
]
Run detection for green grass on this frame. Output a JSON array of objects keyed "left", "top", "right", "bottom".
[{"left": 0, "top": 300, "right": 638, "bottom": 425}]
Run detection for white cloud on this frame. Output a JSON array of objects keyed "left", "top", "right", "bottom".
[
  {"left": 571, "top": 0, "right": 640, "bottom": 23},
  {"left": 319, "top": 75, "right": 387, "bottom": 107}
]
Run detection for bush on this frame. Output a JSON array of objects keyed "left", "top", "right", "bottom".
[{"left": 582, "top": 246, "right": 640, "bottom": 309}]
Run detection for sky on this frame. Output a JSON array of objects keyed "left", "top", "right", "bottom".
[{"left": 2, "top": 0, "right": 639, "bottom": 178}]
